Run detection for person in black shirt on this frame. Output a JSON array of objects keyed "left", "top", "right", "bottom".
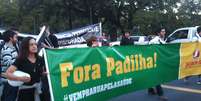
[
  {"left": 120, "top": 31, "right": 133, "bottom": 46},
  {"left": 6, "top": 37, "right": 44, "bottom": 101},
  {"left": 45, "top": 26, "right": 59, "bottom": 48}
]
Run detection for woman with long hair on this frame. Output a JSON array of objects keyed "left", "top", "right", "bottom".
[{"left": 6, "top": 37, "right": 44, "bottom": 101}]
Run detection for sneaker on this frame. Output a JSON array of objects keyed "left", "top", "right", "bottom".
[
  {"left": 148, "top": 91, "right": 156, "bottom": 95},
  {"left": 197, "top": 81, "right": 201, "bottom": 85},
  {"left": 159, "top": 96, "right": 168, "bottom": 101},
  {"left": 148, "top": 88, "right": 156, "bottom": 95}
]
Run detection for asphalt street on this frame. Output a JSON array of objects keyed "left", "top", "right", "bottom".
[
  {"left": 110, "top": 76, "right": 201, "bottom": 101},
  {"left": 0, "top": 76, "right": 200, "bottom": 101}
]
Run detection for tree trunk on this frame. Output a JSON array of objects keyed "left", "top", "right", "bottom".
[{"left": 67, "top": 0, "right": 73, "bottom": 29}]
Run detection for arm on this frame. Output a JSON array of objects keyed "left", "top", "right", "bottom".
[
  {"left": 6, "top": 65, "right": 31, "bottom": 82},
  {"left": 1, "top": 49, "right": 16, "bottom": 67},
  {"left": 49, "top": 35, "right": 59, "bottom": 48},
  {"left": 1, "top": 48, "right": 16, "bottom": 77},
  {"left": 41, "top": 57, "right": 48, "bottom": 76},
  {"left": 41, "top": 42, "right": 53, "bottom": 49}
]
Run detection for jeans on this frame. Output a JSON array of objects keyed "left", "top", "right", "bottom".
[{"left": 1, "top": 82, "right": 18, "bottom": 101}]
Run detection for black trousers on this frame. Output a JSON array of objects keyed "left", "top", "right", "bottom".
[
  {"left": 17, "top": 88, "right": 35, "bottom": 101},
  {"left": 40, "top": 76, "right": 51, "bottom": 101},
  {"left": 1, "top": 82, "right": 18, "bottom": 101},
  {"left": 148, "top": 85, "right": 164, "bottom": 96}
]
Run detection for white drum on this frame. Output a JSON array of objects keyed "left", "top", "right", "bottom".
[{"left": 8, "top": 71, "right": 30, "bottom": 87}]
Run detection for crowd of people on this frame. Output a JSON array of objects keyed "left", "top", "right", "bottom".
[
  {"left": 0, "top": 26, "right": 200, "bottom": 101},
  {"left": 0, "top": 28, "right": 52, "bottom": 101},
  {"left": 87, "top": 27, "right": 201, "bottom": 101}
]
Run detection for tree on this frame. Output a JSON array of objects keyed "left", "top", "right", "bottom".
[
  {"left": 1, "top": 0, "right": 201, "bottom": 40},
  {"left": 0, "top": 0, "right": 19, "bottom": 28}
]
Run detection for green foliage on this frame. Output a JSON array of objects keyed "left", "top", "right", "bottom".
[
  {"left": 0, "top": 0, "right": 201, "bottom": 40},
  {"left": 0, "top": 0, "right": 19, "bottom": 27}
]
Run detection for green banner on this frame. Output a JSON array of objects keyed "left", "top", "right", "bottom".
[{"left": 44, "top": 44, "right": 180, "bottom": 101}]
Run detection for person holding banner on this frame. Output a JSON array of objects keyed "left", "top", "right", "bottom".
[
  {"left": 6, "top": 37, "right": 44, "bottom": 101},
  {"left": 148, "top": 28, "right": 168, "bottom": 101},
  {"left": 120, "top": 31, "right": 133, "bottom": 46},
  {"left": 195, "top": 26, "right": 201, "bottom": 84},
  {"left": 40, "top": 26, "right": 56, "bottom": 101},
  {"left": 86, "top": 36, "right": 99, "bottom": 47},
  {"left": 149, "top": 28, "right": 166, "bottom": 44}
]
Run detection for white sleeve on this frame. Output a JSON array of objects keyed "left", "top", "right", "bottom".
[{"left": 149, "top": 37, "right": 160, "bottom": 44}]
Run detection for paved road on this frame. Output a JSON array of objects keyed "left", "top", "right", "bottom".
[
  {"left": 110, "top": 76, "right": 201, "bottom": 101},
  {"left": 0, "top": 76, "right": 200, "bottom": 101}
]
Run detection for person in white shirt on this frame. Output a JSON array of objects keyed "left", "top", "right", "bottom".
[
  {"left": 149, "top": 28, "right": 166, "bottom": 44},
  {"left": 148, "top": 28, "right": 168, "bottom": 101}
]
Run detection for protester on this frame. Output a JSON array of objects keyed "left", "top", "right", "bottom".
[
  {"left": 1, "top": 30, "right": 19, "bottom": 101},
  {"left": 149, "top": 28, "right": 166, "bottom": 44},
  {"left": 45, "top": 26, "right": 59, "bottom": 48},
  {"left": 120, "top": 31, "right": 133, "bottom": 46},
  {"left": 148, "top": 27, "right": 168, "bottom": 101},
  {"left": 195, "top": 26, "right": 201, "bottom": 84},
  {"left": 86, "top": 36, "right": 99, "bottom": 47},
  {"left": 39, "top": 26, "right": 56, "bottom": 101},
  {"left": 6, "top": 37, "right": 44, "bottom": 101}
]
